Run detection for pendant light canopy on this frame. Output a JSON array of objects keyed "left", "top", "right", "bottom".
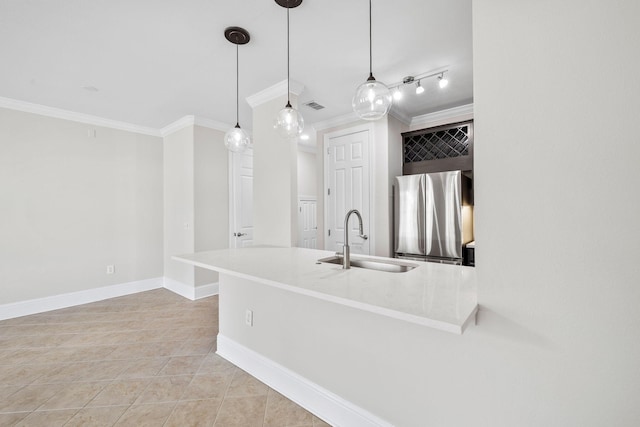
[
  {"left": 224, "top": 26, "right": 251, "bottom": 153},
  {"left": 352, "top": 0, "right": 392, "bottom": 121},
  {"left": 274, "top": 0, "right": 304, "bottom": 139}
]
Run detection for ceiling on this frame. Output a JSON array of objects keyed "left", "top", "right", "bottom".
[{"left": 0, "top": 0, "right": 473, "bottom": 130}]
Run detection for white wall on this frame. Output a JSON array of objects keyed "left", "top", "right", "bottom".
[
  {"left": 163, "top": 125, "right": 195, "bottom": 286},
  {"left": 470, "top": 0, "right": 640, "bottom": 423},
  {"left": 164, "top": 124, "right": 228, "bottom": 288},
  {"left": 0, "top": 107, "right": 163, "bottom": 304},
  {"left": 297, "top": 150, "right": 317, "bottom": 198},
  {"left": 252, "top": 95, "right": 299, "bottom": 247},
  {"left": 194, "top": 125, "right": 228, "bottom": 286}
]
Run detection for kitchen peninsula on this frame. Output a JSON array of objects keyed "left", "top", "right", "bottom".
[{"left": 174, "top": 247, "right": 478, "bottom": 426}]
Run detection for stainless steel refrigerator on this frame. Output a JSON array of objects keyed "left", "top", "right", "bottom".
[{"left": 394, "top": 171, "right": 469, "bottom": 264}]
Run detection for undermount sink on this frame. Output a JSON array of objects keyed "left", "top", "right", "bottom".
[{"left": 317, "top": 255, "right": 418, "bottom": 273}]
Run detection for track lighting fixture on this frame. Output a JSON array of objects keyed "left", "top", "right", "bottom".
[{"left": 388, "top": 70, "right": 450, "bottom": 102}]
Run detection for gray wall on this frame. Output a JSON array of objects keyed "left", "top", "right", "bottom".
[{"left": 0, "top": 107, "right": 163, "bottom": 304}]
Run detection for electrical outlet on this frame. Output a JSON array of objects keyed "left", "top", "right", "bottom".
[
  {"left": 106, "top": 265, "right": 115, "bottom": 274},
  {"left": 245, "top": 309, "right": 253, "bottom": 326}
]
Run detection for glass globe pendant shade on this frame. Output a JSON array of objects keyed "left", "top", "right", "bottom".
[
  {"left": 224, "top": 125, "right": 250, "bottom": 153},
  {"left": 352, "top": 79, "right": 393, "bottom": 121},
  {"left": 274, "top": 105, "right": 304, "bottom": 139}
]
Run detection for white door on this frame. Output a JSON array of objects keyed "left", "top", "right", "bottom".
[
  {"left": 324, "top": 127, "right": 371, "bottom": 254},
  {"left": 298, "top": 198, "right": 317, "bottom": 249},
  {"left": 229, "top": 149, "right": 253, "bottom": 248}
]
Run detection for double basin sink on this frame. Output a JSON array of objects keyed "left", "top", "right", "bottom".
[{"left": 317, "top": 255, "right": 418, "bottom": 273}]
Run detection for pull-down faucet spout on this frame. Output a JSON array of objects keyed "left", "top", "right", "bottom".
[{"left": 342, "top": 209, "right": 368, "bottom": 269}]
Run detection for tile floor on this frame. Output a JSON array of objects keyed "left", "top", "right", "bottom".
[{"left": 0, "top": 289, "right": 331, "bottom": 426}]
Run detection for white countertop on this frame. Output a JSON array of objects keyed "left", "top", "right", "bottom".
[{"left": 173, "top": 247, "right": 478, "bottom": 334}]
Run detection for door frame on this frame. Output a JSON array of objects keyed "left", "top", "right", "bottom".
[{"left": 323, "top": 123, "right": 376, "bottom": 253}]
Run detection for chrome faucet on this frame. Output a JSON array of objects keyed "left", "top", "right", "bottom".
[{"left": 341, "top": 209, "right": 368, "bottom": 269}]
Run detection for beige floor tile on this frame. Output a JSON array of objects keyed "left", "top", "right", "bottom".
[
  {"left": 213, "top": 395, "right": 267, "bottom": 427},
  {"left": 0, "top": 364, "right": 45, "bottom": 385},
  {"left": 0, "top": 383, "right": 60, "bottom": 412},
  {"left": 107, "top": 341, "right": 181, "bottom": 360},
  {"left": 0, "top": 412, "right": 28, "bottom": 425},
  {"left": 87, "top": 378, "right": 150, "bottom": 406},
  {"left": 181, "top": 372, "right": 235, "bottom": 401},
  {"left": 114, "top": 402, "right": 176, "bottom": 427},
  {"left": 263, "top": 389, "right": 314, "bottom": 427},
  {"left": 164, "top": 398, "right": 222, "bottom": 427},
  {"left": 116, "top": 357, "right": 170, "bottom": 379},
  {"left": 225, "top": 369, "right": 269, "bottom": 398},
  {"left": 0, "top": 348, "right": 45, "bottom": 365},
  {"left": 67, "top": 345, "right": 119, "bottom": 362},
  {"left": 0, "top": 291, "right": 324, "bottom": 426},
  {"left": 14, "top": 408, "right": 78, "bottom": 426},
  {"left": 65, "top": 405, "right": 129, "bottom": 427},
  {"left": 38, "top": 381, "right": 106, "bottom": 410},
  {"left": 29, "top": 363, "right": 79, "bottom": 384},
  {"left": 76, "top": 360, "right": 129, "bottom": 381},
  {"left": 135, "top": 375, "right": 193, "bottom": 404},
  {"left": 172, "top": 338, "right": 215, "bottom": 356},
  {"left": 0, "top": 385, "right": 23, "bottom": 401},
  {"left": 158, "top": 355, "right": 205, "bottom": 376},
  {"left": 313, "top": 416, "right": 333, "bottom": 426},
  {"left": 197, "top": 354, "right": 236, "bottom": 376}
]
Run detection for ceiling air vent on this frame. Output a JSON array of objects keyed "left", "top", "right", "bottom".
[{"left": 303, "top": 101, "right": 325, "bottom": 110}]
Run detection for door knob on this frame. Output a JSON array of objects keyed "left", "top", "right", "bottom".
[{"left": 234, "top": 232, "right": 246, "bottom": 237}]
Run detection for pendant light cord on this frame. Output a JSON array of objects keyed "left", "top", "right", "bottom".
[
  {"left": 236, "top": 43, "right": 240, "bottom": 128},
  {"left": 368, "top": 0, "right": 375, "bottom": 81},
  {"left": 286, "top": 7, "right": 291, "bottom": 107}
]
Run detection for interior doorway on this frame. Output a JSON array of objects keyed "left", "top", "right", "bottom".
[
  {"left": 229, "top": 148, "right": 253, "bottom": 248},
  {"left": 298, "top": 197, "right": 317, "bottom": 248},
  {"left": 323, "top": 125, "right": 372, "bottom": 255}
]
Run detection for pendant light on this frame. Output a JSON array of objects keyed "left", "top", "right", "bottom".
[
  {"left": 224, "top": 26, "right": 251, "bottom": 153},
  {"left": 274, "top": 0, "right": 304, "bottom": 139},
  {"left": 352, "top": 0, "right": 392, "bottom": 121}
]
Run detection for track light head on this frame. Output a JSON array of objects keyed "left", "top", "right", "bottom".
[
  {"left": 393, "top": 87, "right": 403, "bottom": 101},
  {"left": 415, "top": 81, "right": 425, "bottom": 95},
  {"left": 438, "top": 73, "right": 449, "bottom": 89}
]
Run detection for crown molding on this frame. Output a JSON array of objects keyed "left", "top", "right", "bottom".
[
  {"left": 0, "top": 96, "right": 161, "bottom": 137},
  {"left": 389, "top": 108, "right": 411, "bottom": 125},
  {"left": 193, "top": 116, "right": 231, "bottom": 133},
  {"left": 159, "top": 115, "right": 195, "bottom": 136},
  {"left": 246, "top": 79, "right": 305, "bottom": 108},
  {"left": 312, "top": 111, "right": 361, "bottom": 132},
  {"left": 410, "top": 103, "right": 474, "bottom": 129},
  {"left": 160, "top": 115, "right": 233, "bottom": 137}
]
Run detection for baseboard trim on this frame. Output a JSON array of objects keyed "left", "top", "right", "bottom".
[
  {"left": 194, "top": 282, "right": 219, "bottom": 300},
  {"left": 216, "top": 334, "right": 393, "bottom": 427},
  {"left": 0, "top": 277, "right": 164, "bottom": 321},
  {"left": 163, "top": 277, "right": 219, "bottom": 301}
]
